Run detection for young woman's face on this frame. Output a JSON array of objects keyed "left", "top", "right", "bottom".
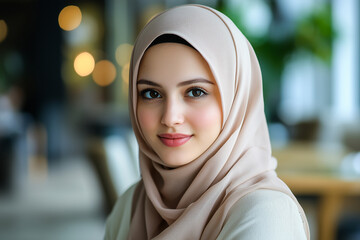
[{"left": 137, "top": 43, "right": 222, "bottom": 167}]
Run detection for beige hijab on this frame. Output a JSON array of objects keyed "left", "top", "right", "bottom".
[{"left": 128, "top": 4, "right": 309, "bottom": 240}]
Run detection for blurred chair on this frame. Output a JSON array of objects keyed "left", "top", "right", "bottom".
[{"left": 87, "top": 128, "right": 140, "bottom": 214}]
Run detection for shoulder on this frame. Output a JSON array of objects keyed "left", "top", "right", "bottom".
[
  {"left": 104, "top": 182, "right": 138, "bottom": 240},
  {"left": 217, "top": 189, "right": 307, "bottom": 240}
]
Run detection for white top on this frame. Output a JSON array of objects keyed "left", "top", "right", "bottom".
[{"left": 105, "top": 184, "right": 307, "bottom": 240}]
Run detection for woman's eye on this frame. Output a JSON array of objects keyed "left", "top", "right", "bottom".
[
  {"left": 141, "top": 89, "right": 161, "bottom": 99},
  {"left": 187, "top": 88, "right": 207, "bottom": 98}
]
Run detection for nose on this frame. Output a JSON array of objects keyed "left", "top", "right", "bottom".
[{"left": 160, "top": 98, "right": 184, "bottom": 127}]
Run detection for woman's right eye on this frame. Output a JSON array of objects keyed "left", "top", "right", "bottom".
[{"left": 140, "top": 89, "right": 162, "bottom": 99}]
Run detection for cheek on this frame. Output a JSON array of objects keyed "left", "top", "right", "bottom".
[
  {"left": 189, "top": 103, "right": 222, "bottom": 131},
  {"left": 137, "top": 105, "right": 159, "bottom": 134}
]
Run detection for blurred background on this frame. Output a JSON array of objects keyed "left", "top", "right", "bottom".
[{"left": 0, "top": 0, "right": 359, "bottom": 239}]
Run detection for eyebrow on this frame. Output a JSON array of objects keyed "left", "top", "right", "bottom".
[{"left": 137, "top": 78, "right": 214, "bottom": 87}]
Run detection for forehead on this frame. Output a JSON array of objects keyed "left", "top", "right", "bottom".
[{"left": 137, "top": 43, "right": 215, "bottom": 83}]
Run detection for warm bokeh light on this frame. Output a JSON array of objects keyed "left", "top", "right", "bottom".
[
  {"left": 121, "top": 62, "right": 130, "bottom": 84},
  {"left": 115, "top": 44, "right": 133, "bottom": 67},
  {"left": 141, "top": 5, "right": 164, "bottom": 26},
  {"left": 92, "top": 60, "right": 117, "bottom": 86},
  {"left": 58, "top": 5, "right": 82, "bottom": 31},
  {"left": 0, "top": 19, "right": 8, "bottom": 42},
  {"left": 74, "top": 52, "right": 95, "bottom": 77}
]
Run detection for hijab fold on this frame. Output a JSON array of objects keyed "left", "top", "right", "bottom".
[{"left": 128, "top": 4, "right": 310, "bottom": 239}]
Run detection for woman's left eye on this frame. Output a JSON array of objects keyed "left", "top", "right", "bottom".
[{"left": 186, "top": 88, "right": 208, "bottom": 98}]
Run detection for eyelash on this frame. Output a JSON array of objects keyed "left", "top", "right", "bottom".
[
  {"left": 140, "top": 89, "right": 162, "bottom": 100},
  {"left": 186, "top": 87, "right": 208, "bottom": 98},
  {"left": 139, "top": 87, "right": 208, "bottom": 100}
]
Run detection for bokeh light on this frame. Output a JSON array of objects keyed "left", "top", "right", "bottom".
[
  {"left": 141, "top": 5, "right": 164, "bottom": 27},
  {"left": 121, "top": 62, "right": 130, "bottom": 84},
  {"left": 0, "top": 19, "right": 8, "bottom": 43},
  {"left": 92, "top": 60, "right": 117, "bottom": 86},
  {"left": 74, "top": 52, "right": 95, "bottom": 77},
  {"left": 115, "top": 43, "right": 133, "bottom": 67},
  {"left": 58, "top": 5, "right": 82, "bottom": 31}
]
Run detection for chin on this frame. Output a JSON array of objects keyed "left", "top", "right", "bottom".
[{"left": 160, "top": 153, "right": 196, "bottom": 168}]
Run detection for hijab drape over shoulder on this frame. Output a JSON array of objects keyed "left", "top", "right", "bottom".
[{"left": 128, "top": 4, "right": 310, "bottom": 240}]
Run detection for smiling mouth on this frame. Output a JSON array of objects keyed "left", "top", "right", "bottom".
[{"left": 158, "top": 133, "right": 192, "bottom": 147}]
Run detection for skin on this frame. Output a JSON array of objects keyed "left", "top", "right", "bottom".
[{"left": 136, "top": 43, "right": 222, "bottom": 167}]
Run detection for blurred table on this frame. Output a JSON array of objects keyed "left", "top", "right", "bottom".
[{"left": 274, "top": 142, "right": 360, "bottom": 240}]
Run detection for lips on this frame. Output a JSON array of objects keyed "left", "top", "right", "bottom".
[{"left": 158, "top": 133, "right": 192, "bottom": 147}]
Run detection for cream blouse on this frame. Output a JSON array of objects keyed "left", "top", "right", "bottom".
[{"left": 105, "top": 183, "right": 307, "bottom": 240}]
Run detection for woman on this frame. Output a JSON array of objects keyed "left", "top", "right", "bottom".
[{"left": 105, "top": 4, "right": 310, "bottom": 240}]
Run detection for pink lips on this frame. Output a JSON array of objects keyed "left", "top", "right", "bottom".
[{"left": 158, "top": 133, "right": 192, "bottom": 147}]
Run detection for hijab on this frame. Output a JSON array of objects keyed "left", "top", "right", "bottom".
[{"left": 128, "top": 4, "right": 310, "bottom": 239}]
